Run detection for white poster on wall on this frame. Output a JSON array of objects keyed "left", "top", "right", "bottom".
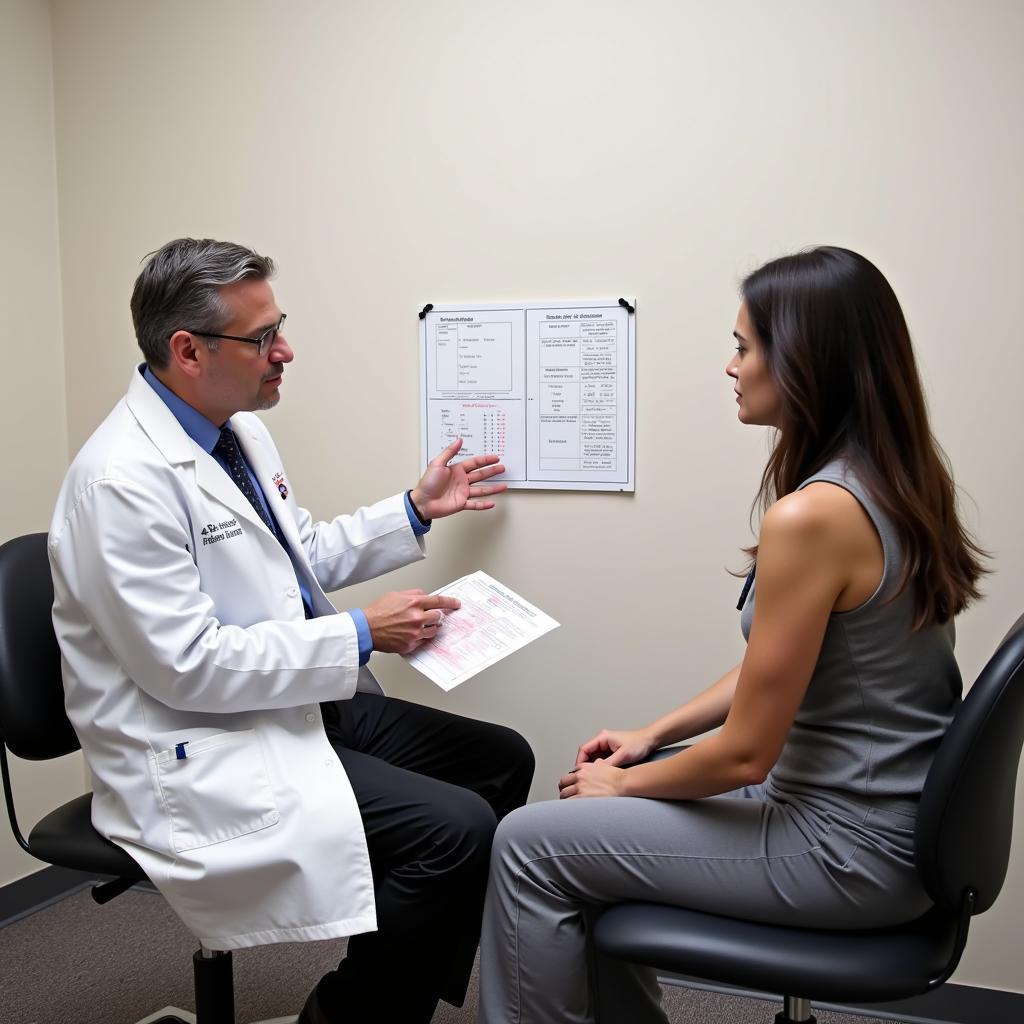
[{"left": 419, "top": 299, "right": 635, "bottom": 491}]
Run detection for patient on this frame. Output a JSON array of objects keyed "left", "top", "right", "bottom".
[{"left": 478, "top": 246, "right": 987, "bottom": 1024}]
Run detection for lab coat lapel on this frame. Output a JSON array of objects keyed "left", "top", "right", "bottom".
[
  {"left": 233, "top": 420, "right": 308, "bottom": 560},
  {"left": 194, "top": 451, "right": 276, "bottom": 537},
  {"left": 123, "top": 368, "right": 274, "bottom": 538}
]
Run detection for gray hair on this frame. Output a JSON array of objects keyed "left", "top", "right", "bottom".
[{"left": 130, "top": 238, "right": 275, "bottom": 368}]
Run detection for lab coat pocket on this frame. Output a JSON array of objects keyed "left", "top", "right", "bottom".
[{"left": 152, "top": 730, "right": 280, "bottom": 853}]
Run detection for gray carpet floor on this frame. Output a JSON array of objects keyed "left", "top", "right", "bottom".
[{"left": 0, "top": 886, "right": 903, "bottom": 1024}]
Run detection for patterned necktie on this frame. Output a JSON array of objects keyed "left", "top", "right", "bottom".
[{"left": 213, "top": 426, "right": 275, "bottom": 533}]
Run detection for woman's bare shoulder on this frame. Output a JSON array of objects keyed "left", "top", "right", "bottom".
[{"left": 762, "top": 482, "right": 878, "bottom": 560}]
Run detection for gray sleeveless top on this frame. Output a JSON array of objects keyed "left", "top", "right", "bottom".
[{"left": 740, "top": 459, "right": 962, "bottom": 813}]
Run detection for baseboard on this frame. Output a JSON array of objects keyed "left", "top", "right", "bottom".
[
  {"left": 660, "top": 972, "right": 1024, "bottom": 1024},
  {"left": 0, "top": 863, "right": 95, "bottom": 928}
]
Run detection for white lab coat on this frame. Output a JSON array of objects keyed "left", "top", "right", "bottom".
[{"left": 48, "top": 367, "right": 426, "bottom": 949}]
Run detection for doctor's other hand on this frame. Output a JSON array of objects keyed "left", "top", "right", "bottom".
[
  {"left": 559, "top": 759, "right": 626, "bottom": 799},
  {"left": 575, "top": 728, "right": 657, "bottom": 769},
  {"left": 364, "top": 590, "right": 461, "bottom": 655},
  {"left": 409, "top": 437, "right": 507, "bottom": 520}
]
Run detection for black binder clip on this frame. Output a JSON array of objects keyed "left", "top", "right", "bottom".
[
  {"left": 618, "top": 297, "right": 635, "bottom": 315},
  {"left": 418, "top": 303, "right": 434, "bottom": 320}
]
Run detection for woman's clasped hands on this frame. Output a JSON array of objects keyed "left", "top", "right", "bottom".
[{"left": 558, "top": 727, "right": 657, "bottom": 799}]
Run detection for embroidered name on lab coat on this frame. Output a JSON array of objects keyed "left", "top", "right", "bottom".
[{"left": 200, "top": 518, "right": 244, "bottom": 546}]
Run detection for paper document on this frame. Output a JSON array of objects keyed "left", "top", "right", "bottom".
[{"left": 404, "top": 571, "right": 559, "bottom": 691}]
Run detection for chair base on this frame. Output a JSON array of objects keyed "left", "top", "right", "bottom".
[
  {"left": 776, "top": 995, "right": 815, "bottom": 1023},
  {"left": 776, "top": 1010, "right": 816, "bottom": 1024}
]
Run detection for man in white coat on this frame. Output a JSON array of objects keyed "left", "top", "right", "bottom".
[{"left": 48, "top": 237, "right": 535, "bottom": 1023}]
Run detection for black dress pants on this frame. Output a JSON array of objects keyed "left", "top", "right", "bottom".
[{"left": 312, "top": 692, "right": 535, "bottom": 1023}]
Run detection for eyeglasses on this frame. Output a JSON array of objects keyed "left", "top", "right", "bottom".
[{"left": 186, "top": 314, "right": 287, "bottom": 357}]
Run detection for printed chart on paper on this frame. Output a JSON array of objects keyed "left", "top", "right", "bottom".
[
  {"left": 419, "top": 299, "right": 635, "bottom": 491},
  {"left": 404, "top": 571, "right": 560, "bottom": 691}
]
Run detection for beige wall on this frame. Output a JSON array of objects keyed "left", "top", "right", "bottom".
[
  {"left": 10, "top": 0, "right": 1022, "bottom": 993},
  {"left": 0, "top": 0, "right": 83, "bottom": 886}
]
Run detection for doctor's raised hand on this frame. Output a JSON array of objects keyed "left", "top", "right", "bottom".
[
  {"left": 409, "top": 437, "right": 507, "bottom": 520},
  {"left": 363, "top": 437, "right": 507, "bottom": 655}
]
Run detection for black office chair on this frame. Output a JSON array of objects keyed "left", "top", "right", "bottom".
[
  {"left": 0, "top": 532, "right": 240, "bottom": 1024},
  {"left": 594, "top": 613, "right": 1024, "bottom": 1024}
]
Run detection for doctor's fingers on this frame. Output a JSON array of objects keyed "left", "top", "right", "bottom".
[
  {"left": 459, "top": 455, "right": 505, "bottom": 476},
  {"left": 418, "top": 594, "right": 461, "bottom": 613},
  {"left": 430, "top": 437, "right": 464, "bottom": 465},
  {"left": 468, "top": 482, "right": 508, "bottom": 498}
]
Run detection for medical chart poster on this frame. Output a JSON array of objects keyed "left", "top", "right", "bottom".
[{"left": 419, "top": 300, "right": 635, "bottom": 491}]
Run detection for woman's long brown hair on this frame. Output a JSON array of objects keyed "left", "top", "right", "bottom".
[{"left": 742, "top": 246, "right": 986, "bottom": 629}]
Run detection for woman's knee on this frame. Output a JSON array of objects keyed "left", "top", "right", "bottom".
[{"left": 489, "top": 801, "right": 553, "bottom": 878}]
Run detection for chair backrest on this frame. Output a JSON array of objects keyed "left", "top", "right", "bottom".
[
  {"left": 0, "top": 533, "right": 80, "bottom": 760},
  {"left": 915, "top": 612, "right": 1024, "bottom": 914}
]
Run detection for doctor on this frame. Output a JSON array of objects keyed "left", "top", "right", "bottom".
[{"left": 49, "top": 237, "right": 534, "bottom": 1024}]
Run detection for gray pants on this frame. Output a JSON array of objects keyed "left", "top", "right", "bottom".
[{"left": 478, "top": 781, "right": 930, "bottom": 1024}]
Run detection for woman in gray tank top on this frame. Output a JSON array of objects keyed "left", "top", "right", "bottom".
[{"left": 478, "top": 247, "right": 988, "bottom": 1024}]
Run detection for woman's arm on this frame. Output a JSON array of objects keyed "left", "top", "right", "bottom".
[
  {"left": 562, "top": 485, "right": 864, "bottom": 800},
  {"left": 574, "top": 664, "right": 741, "bottom": 768},
  {"left": 646, "top": 663, "right": 743, "bottom": 746}
]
